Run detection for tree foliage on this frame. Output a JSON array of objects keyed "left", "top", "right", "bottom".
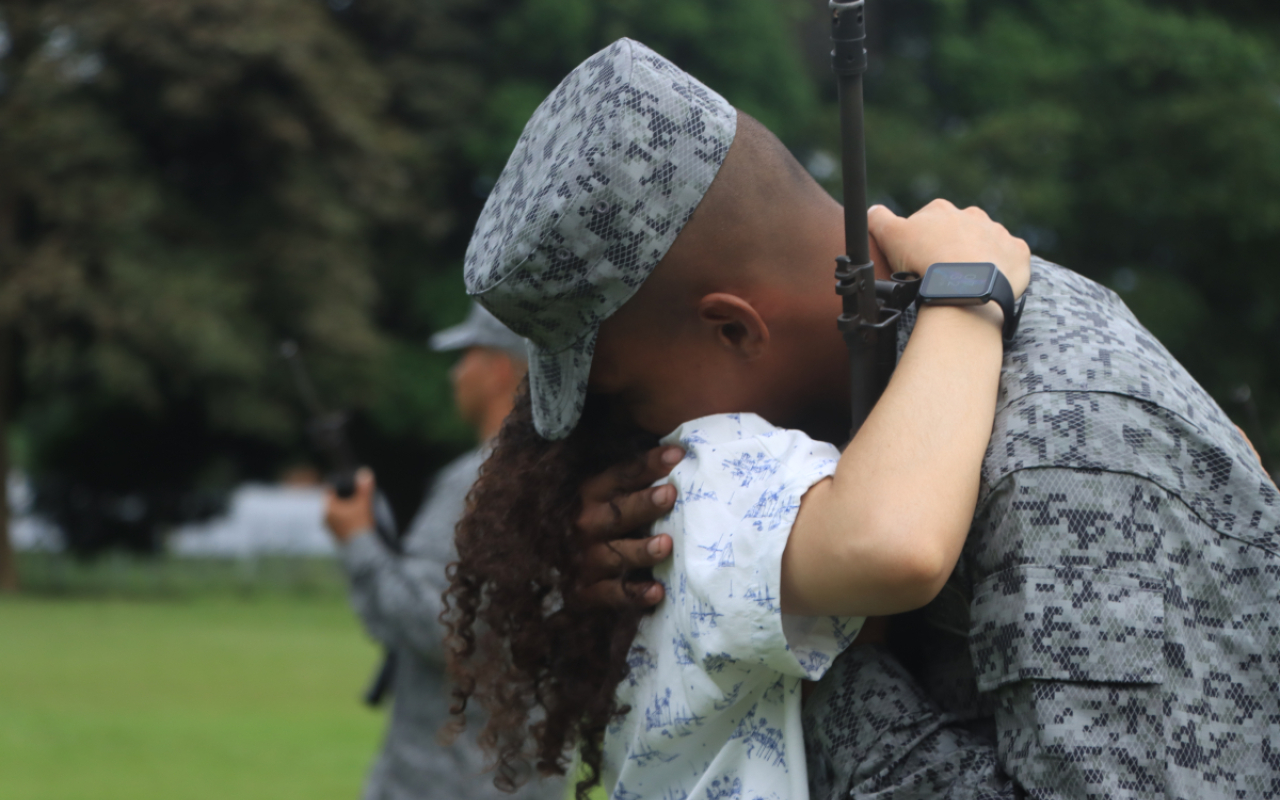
[
  {"left": 0, "top": 0, "right": 828, "bottom": 564},
  {"left": 1, "top": 0, "right": 1278, "bottom": 572},
  {"left": 856, "top": 0, "right": 1280, "bottom": 462},
  {"left": 0, "top": 0, "right": 433, "bottom": 561}
]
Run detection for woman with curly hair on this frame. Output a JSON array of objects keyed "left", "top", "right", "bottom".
[{"left": 442, "top": 39, "right": 1030, "bottom": 800}]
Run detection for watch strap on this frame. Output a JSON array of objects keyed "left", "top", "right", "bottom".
[{"left": 989, "top": 268, "right": 1026, "bottom": 343}]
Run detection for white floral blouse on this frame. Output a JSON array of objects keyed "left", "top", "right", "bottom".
[{"left": 602, "top": 413, "right": 863, "bottom": 800}]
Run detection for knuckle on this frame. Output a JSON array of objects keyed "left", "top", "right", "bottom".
[
  {"left": 646, "top": 446, "right": 667, "bottom": 470},
  {"left": 588, "top": 542, "right": 623, "bottom": 572},
  {"left": 575, "top": 504, "right": 607, "bottom": 535},
  {"left": 642, "top": 453, "right": 670, "bottom": 483},
  {"left": 578, "top": 475, "right": 604, "bottom": 502},
  {"left": 604, "top": 498, "right": 624, "bottom": 532},
  {"left": 589, "top": 580, "right": 625, "bottom": 609},
  {"left": 619, "top": 454, "right": 647, "bottom": 482},
  {"left": 621, "top": 488, "right": 658, "bottom": 524},
  {"left": 576, "top": 581, "right": 608, "bottom": 606},
  {"left": 609, "top": 494, "right": 638, "bottom": 531}
]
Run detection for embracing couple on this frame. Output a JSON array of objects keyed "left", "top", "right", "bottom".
[{"left": 441, "top": 39, "right": 1280, "bottom": 800}]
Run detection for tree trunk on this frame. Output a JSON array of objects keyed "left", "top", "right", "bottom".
[{"left": 0, "top": 327, "right": 18, "bottom": 593}]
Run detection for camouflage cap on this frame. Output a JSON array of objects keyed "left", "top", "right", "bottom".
[
  {"left": 429, "top": 302, "right": 528, "bottom": 363},
  {"left": 464, "top": 38, "right": 737, "bottom": 440}
]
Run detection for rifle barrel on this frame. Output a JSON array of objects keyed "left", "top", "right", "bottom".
[
  {"left": 280, "top": 340, "right": 328, "bottom": 419},
  {"left": 831, "top": 0, "right": 870, "bottom": 266},
  {"left": 831, "top": 0, "right": 884, "bottom": 438}
]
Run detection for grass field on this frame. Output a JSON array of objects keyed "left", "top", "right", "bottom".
[{"left": 0, "top": 591, "right": 384, "bottom": 800}]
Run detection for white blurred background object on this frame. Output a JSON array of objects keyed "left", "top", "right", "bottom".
[
  {"left": 168, "top": 484, "right": 334, "bottom": 557},
  {"left": 8, "top": 472, "right": 335, "bottom": 558}
]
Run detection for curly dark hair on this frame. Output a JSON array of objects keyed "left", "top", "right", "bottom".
[{"left": 441, "top": 378, "right": 658, "bottom": 799}]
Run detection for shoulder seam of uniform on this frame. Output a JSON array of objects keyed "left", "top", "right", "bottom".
[
  {"left": 978, "top": 466, "right": 1280, "bottom": 560},
  {"left": 996, "top": 388, "right": 1208, "bottom": 437}
]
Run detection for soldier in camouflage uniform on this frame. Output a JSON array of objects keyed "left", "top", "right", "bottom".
[
  {"left": 324, "top": 305, "right": 564, "bottom": 800},
  {"left": 802, "top": 258, "right": 1280, "bottom": 800},
  {"left": 462, "top": 37, "right": 1280, "bottom": 799}
]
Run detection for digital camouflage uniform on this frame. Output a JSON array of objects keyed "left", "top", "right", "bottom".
[
  {"left": 456, "top": 35, "right": 1280, "bottom": 800},
  {"left": 804, "top": 258, "right": 1280, "bottom": 799}
]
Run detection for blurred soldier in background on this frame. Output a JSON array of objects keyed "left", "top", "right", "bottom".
[{"left": 324, "top": 303, "right": 562, "bottom": 800}]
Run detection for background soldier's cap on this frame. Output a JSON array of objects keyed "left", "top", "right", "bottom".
[
  {"left": 464, "top": 38, "right": 737, "bottom": 440},
  {"left": 429, "top": 302, "right": 528, "bottom": 363}
]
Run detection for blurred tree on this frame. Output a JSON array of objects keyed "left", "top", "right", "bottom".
[
  {"left": 328, "top": 0, "right": 830, "bottom": 517},
  {"left": 846, "top": 0, "right": 1280, "bottom": 466},
  {"left": 0, "top": 0, "right": 437, "bottom": 572},
  {"left": 0, "top": 0, "right": 827, "bottom": 575},
  {"left": 330, "top": 0, "right": 828, "bottom": 361},
  {"left": 7, "top": 0, "right": 1274, "bottom": 581}
]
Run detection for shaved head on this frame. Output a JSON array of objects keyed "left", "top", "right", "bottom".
[
  {"left": 588, "top": 112, "right": 853, "bottom": 439},
  {"left": 666, "top": 113, "right": 838, "bottom": 290},
  {"left": 616, "top": 112, "right": 844, "bottom": 331}
]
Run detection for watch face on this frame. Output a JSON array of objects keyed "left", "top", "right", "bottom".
[{"left": 920, "top": 263, "right": 996, "bottom": 300}]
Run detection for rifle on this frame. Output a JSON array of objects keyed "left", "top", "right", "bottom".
[
  {"left": 830, "top": 0, "right": 921, "bottom": 437},
  {"left": 279, "top": 340, "right": 400, "bottom": 707}
]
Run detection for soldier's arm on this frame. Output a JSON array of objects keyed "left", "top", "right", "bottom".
[
  {"left": 325, "top": 469, "right": 454, "bottom": 662},
  {"left": 968, "top": 467, "right": 1178, "bottom": 797}
]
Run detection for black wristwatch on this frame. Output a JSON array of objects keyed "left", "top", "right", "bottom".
[{"left": 915, "top": 262, "right": 1025, "bottom": 344}]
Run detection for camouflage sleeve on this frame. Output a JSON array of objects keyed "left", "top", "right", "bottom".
[
  {"left": 968, "top": 468, "right": 1168, "bottom": 798},
  {"left": 970, "top": 463, "right": 1280, "bottom": 799},
  {"left": 959, "top": 258, "right": 1280, "bottom": 797},
  {"left": 803, "top": 645, "right": 1017, "bottom": 800},
  {"left": 338, "top": 450, "right": 481, "bottom": 663},
  {"left": 339, "top": 531, "right": 452, "bottom": 663}
]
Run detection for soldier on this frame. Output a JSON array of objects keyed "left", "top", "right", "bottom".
[
  {"left": 324, "top": 303, "right": 563, "bottom": 800},
  {"left": 454, "top": 38, "right": 1280, "bottom": 799}
]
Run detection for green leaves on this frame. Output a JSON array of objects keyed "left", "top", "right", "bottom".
[
  {"left": 861, "top": 0, "right": 1280, "bottom": 458},
  {"left": 1, "top": 0, "right": 418, "bottom": 495},
  {"left": 5, "top": 0, "right": 1279, "bottom": 519}
]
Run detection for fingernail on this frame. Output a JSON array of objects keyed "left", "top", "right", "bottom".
[
  {"left": 644, "top": 584, "right": 663, "bottom": 604},
  {"left": 651, "top": 485, "right": 675, "bottom": 507},
  {"left": 647, "top": 536, "right": 666, "bottom": 556},
  {"left": 661, "top": 447, "right": 684, "bottom": 466}
]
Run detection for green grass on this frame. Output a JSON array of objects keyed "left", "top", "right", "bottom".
[
  {"left": 3, "top": 555, "right": 602, "bottom": 800},
  {"left": 15, "top": 552, "right": 351, "bottom": 600},
  {"left": 0, "top": 594, "right": 384, "bottom": 800}
]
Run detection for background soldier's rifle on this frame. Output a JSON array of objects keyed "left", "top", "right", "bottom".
[
  {"left": 830, "top": 0, "right": 921, "bottom": 437},
  {"left": 280, "top": 340, "right": 400, "bottom": 707}
]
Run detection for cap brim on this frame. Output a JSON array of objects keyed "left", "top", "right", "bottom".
[
  {"left": 429, "top": 323, "right": 477, "bottom": 352},
  {"left": 526, "top": 328, "right": 599, "bottom": 440}
]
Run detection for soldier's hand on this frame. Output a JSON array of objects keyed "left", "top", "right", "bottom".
[
  {"left": 869, "top": 199, "right": 1032, "bottom": 298},
  {"left": 324, "top": 467, "right": 376, "bottom": 543},
  {"left": 576, "top": 445, "right": 684, "bottom": 609}
]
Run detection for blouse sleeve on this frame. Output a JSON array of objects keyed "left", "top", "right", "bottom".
[{"left": 659, "top": 415, "right": 863, "bottom": 681}]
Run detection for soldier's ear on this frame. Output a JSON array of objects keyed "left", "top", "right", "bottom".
[{"left": 697, "top": 293, "right": 770, "bottom": 361}]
